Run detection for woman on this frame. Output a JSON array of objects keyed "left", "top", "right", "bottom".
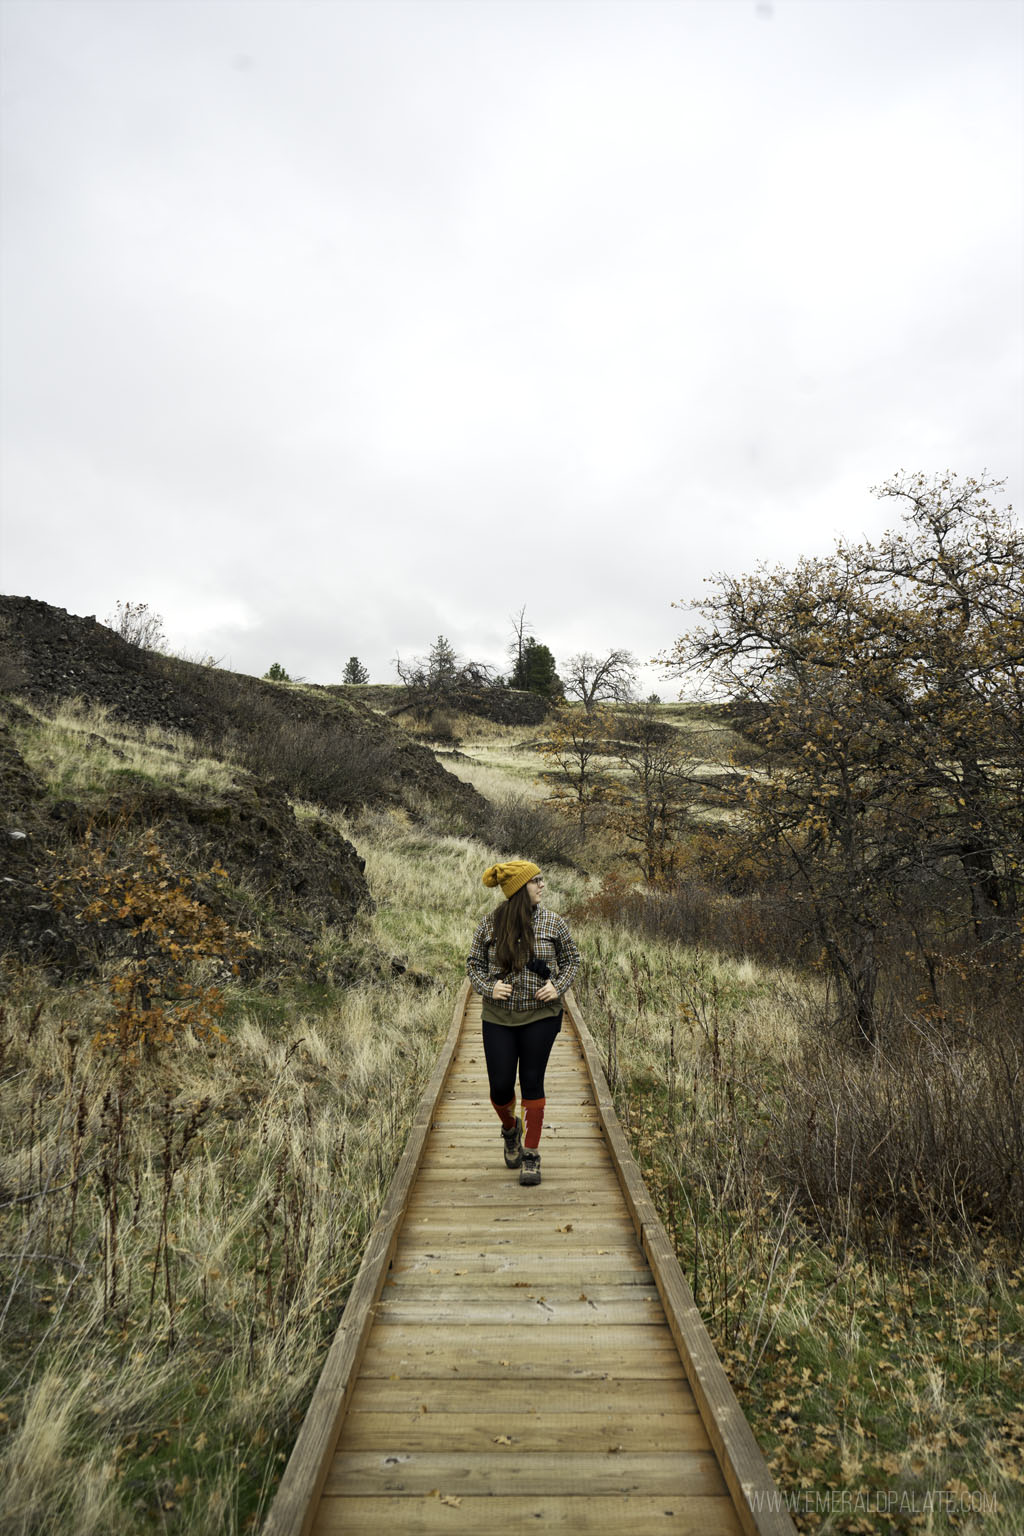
[{"left": 466, "top": 860, "right": 581, "bottom": 1186}]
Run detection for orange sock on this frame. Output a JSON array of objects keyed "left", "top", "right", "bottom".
[
  {"left": 492, "top": 1098, "right": 517, "bottom": 1131},
  {"left": 522, "top": 1096, "right": 545, "bottom": 1150}
]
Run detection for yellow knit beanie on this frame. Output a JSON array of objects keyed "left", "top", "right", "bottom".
[{"left": 482, "top": 860, "right": 541, "bottom": 899}]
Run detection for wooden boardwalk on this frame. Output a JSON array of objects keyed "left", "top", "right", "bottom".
[{"left": 264, "top": 983, "right": 795, "bottom": 1536}]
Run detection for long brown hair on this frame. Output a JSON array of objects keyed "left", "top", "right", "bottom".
[{"left": 491, "top": 884, "right": 536, "bottom": 974}]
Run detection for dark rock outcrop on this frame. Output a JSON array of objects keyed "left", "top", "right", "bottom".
[{"left": 1, "top": 709, "right": 85, "bottom": 969}]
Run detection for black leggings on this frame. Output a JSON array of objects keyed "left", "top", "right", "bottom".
[{"left": 481, "top": 1014, "right": 562, "bottom": 1104}]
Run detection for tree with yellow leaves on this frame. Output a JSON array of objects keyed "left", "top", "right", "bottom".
[{"left": 662, "top": 471, "right": 1023, "bottom": 1042}]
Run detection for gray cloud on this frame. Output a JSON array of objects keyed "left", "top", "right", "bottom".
[{"left": 2, "top": 0, "right": 1021, "bottom": 696}]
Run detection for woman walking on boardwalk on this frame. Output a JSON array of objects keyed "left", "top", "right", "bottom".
[{"left": 466, "top": 860, "right": 581, "bottom": 1187}]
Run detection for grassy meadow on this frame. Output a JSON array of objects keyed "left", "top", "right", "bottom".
[{"left": 1, "top": 702, "right": 1021, "bottom": 1534}]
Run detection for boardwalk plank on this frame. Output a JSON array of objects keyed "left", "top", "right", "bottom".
[
  {"left": 324, "top": 1448, "right": 728, "bottom": 1496},
  {"left": 312, "top": 1494, "right": 745, "bottom": 1534},
  {"left": 358, "top": 1347, "right": 683, "bottom": 1380},
  {"left": 405, "top": 1193, "right": 624, "bottom": 1212},
  {"left": 372, "top": 1292, "right": 667, "bottom": 1325},
  {"left": 398, "top": 1216, "right": 638, "bottom": 1239},
  {"left": 339, "top": 1409, "right": 710, "bottom": 1452},
  {"left": 379, "top": 1278, "right": 664, "bottom": 1296},
  {"left": 387, "top": 1255, "right": 653, "bottom": 1280},
  {"left": 414, "top": 1159, "right": 620, "bottom": 1179},
  {"left": 347, "top": 1377, "right": 699, "bottom": 1415}
]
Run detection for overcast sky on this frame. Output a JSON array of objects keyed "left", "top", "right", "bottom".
[{"left": 1, "top": 0, "right": 1021, "bottom": 697}]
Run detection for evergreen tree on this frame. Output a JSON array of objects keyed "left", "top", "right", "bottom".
[
  {"left": 263, "top": 662, "right": 291, "bottom": 682},
  {"left": 510, "top": 636, "right": 562, "bottom": 698},
  {"left": 342, "top": 656, "right": 370, "bottom": 684},
  {"left": 426, "top": 635, "right": 459, "bottom": 685}
]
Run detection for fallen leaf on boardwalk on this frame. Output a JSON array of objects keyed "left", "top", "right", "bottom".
[
  {"left": 579, "top": 1293, "right": 588, "bottom": 1301},
  {"left": 421, "top": 1404, "right": 429, "bottom": 1413},
  {"left": 493, "top": 1434, "right": 513, "bottom": 1445},
  {"left": 440, "top": 1495, "right": 462, "bottom": 1507},
  {"left": 499, "top": 1359, "right": 511, "bottom": 1366},
  {"left": 454, "top": 1269, "right": 466, "bottom": 1276},
  {"left": 558, "top": 1223, "right": 574, "bottom": 1233},
  {"left": 608, "top": 1444, "right": 624, "bottom": 1453}
]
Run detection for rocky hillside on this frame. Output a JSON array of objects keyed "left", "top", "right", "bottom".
[
  {"left": 0, "top": 595, "right": 492, "bottom": 980},
  {"left": 0, "top": 595, "right": 490, "bottom": 818}
]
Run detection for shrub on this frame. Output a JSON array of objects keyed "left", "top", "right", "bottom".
[
  {"left": 241, "top": 720, "right": 403, "bottom": 810},
  {"left": 48, "top": 831, "right": 252, "bottom": 1059},
  {"left": 422, "top": 710, "right": 460, "bottom": 745},
  {"left": 569, "top": 873, "right": 816, "bottom": 966},
  {"left": 107, "top": 601, "right": 166, "bottom": 651},
  {"left": 483, "top": 791, "right": 584, "bottom": 868},
  {"left": 769, "top": 1013, "right": 1024, "bottom": 1250}
]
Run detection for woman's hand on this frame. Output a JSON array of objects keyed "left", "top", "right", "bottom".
[
  {"left": 536, "top": 980, "right": 559, "bottom": 1004},
  {"left": 492, "top": 979, "right": 513, "bottom": 1001}
]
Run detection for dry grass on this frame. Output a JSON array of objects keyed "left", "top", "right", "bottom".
[
  {"left": 0, "top": 954, "right": 454, "bottom": 1535},
  {"left": 13, "top": 700, "right": 239, "bottom": 800},
  {"left": 440, "top": 741, "right": 550, "bottom": 802},
  {"left": 443, "top": 753, "right": 546, "bottom": 803}
]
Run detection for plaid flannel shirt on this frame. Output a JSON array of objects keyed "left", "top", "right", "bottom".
[{"left": 466, "top": 905, "right": 581, "bottom": 1010}]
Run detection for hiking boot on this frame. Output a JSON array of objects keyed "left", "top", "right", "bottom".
[
  {"left": 502, "top": 1115, "right": 523, "bottom": 1169},
  {"left": 519, "top": 1149, "right": 541, "bottom": 1186}
]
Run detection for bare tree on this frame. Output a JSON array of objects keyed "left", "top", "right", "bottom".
[
  {"left": 538, "top": 701, "right": 615, "bottom": 838},
  {"left": 605, "top": 701, "right": 698, "bottom": 883},
  {"left": 507, "top": 605, "right": 532, "bottom": 681},
  {"left": 562, "top": 649, "right": 638, "bottom": 710}
]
